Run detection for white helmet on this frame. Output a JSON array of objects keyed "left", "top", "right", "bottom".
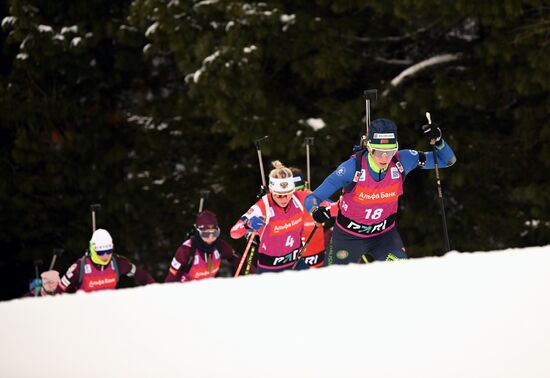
[{"left": 90, "top": 229, "right": 113, "bottom": 251}]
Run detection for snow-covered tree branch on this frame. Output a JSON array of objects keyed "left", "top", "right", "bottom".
[{"left": 383, "top": 53, "right": 462, "bottom": 96}]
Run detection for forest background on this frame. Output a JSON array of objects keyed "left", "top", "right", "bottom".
[{"left": 0, "top": 0, "right": 548, "bottom": 299}]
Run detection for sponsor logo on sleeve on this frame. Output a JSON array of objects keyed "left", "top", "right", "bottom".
[
  {"left": 336, "top": 166, "right": 346, "bottom": 176},
  {"left": 391, "top": 167, "right": 400, "bottom": 179},
  {"left": 171, "top": 258, "right": 181, "bottom": 270},
  {"left": 61, "top": 276, "right": 71, "bottom": 288},
  {"left": 66, "top": 263, "right": 77, "bottom": 279},
  {"left": 128, "top": 264, "right": 136, "bottom": 277}
]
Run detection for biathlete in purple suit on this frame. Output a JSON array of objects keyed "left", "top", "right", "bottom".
[
  {"left": 165, "top": 210, "right": 242, "bottom": 283},
  {"left": 304, "top": 118, "right": 456, "bottom": 264}
]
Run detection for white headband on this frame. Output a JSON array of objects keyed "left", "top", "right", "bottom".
[{"left": 269, "top": 176, "right": 295, "bottom": 194}]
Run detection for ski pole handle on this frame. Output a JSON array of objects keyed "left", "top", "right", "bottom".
[
  {"left": 49, "top": 248, "right": 64, "bottom": 270},
  {"left": 34, "top": 259, "right": 43, "bottom": 279},
  {"left": 198, "top": 190, "right": 210, "bottom": 213},
  {"left": 425, "top": 112, "right": 441, "bottom": 190},
  {"left": 255, "top": 136, "right": 269, "bottom": 190},
  {"left": 364, "top": 89, "right": 378, "bottom": 101},
  {"left": 425, "top": 111, "right": 432, "bottom": 125},
  {"left": 90, "top": 204, "right": 101, "bottom": 232},
  {"left": 363, "top": 89, "right": 378, "bottom": 148},
  {"left": 304, "top": 137, "right": 314, "bottom": 190},
  {"left": 425, "top": 112, "right": 437, "bottom": 146}
]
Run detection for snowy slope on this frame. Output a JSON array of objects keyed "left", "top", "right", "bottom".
[{"left": 1, "top": 246, "right": 549, "bottom": 378}]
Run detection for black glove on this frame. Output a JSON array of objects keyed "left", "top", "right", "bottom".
[
  {"left": 311, "top": 206, "right": 331, "bottom": 223},
  {"left": 421, "top": 123, "right": 442, "bottom": 144}
]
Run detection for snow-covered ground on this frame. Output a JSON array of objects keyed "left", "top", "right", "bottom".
[{"left": 1, "top": 246, "right": 549, "bottom": 378}]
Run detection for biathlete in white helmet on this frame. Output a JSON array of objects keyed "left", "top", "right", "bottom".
[
  {"left": 230, "top": 160, "right": 310, "bottom": 273},
  {"left": 165, "top": 210, "right": 243, "bottom": 283},
  {"left": 305, "top": 118, "right": 456, "bottom": 265},
  {"left": 56, "top": 228, "right": 155, "bottom": 293}
]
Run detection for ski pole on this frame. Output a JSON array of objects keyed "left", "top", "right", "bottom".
[
  {"left": 48, "top": 248, "right": 64, "bottom": 270},
  {"left": 34, "top": 260, "right": 41, "bottom": 279},
  {"left": 361, "top": 89, "right": 378, "bottom": 149},
  {"left": 425, "top": 112, "right": 451, "bottom": 254},
  {"left": 90, "top": 204, "right": 101, "bottom": 232},
  {"left": 198, "top": 190, "right": 210, "bottom": 214},
  {"left": 235, "top": 232, "right": 258, "bottom": 277},
  {"left": 242, "top": 137, "right": 269, "bottom": 274},
  {"left": 254, "top": 136, "right": 269, "bottom": 197},
  {"left": 85, "top": 204, "right": 102, "bottom": 260},
  {"left": 291, "top": 224, "right": 320, "bottom": 270},
  {"left": 183, "top": 190, "right": 211, "bottom": 273},
  {"left": 189, "top": 190, "right": 210, "bottom": 236},
  {"left": 33, "top": 259, "right": 43, "bottom": 297},
  {"left": 243, "top": 234, "right": 259, "bottom": 275},
  {"left": 304, "top": 137, "right": 314, "bottom": 190}
]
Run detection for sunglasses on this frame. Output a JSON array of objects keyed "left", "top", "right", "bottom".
[
  {"left": 370, "top": 148, "right": 397, "bottom": 158},
  {"left": 95, "top": 249, "right": 113, "bottom": 256},
  {"left": 273, "top": 193, "right": 292, "bottom": 199},
  {"left": 198, "top": 227, "right": 220, "bottom": 238}
]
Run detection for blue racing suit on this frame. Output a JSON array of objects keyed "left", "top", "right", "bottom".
[{"left": 305, "top": 140, "right": 456, "bottom": 264}]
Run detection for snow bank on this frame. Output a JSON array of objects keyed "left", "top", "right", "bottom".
[{"left": 1, "top": 246, "right": 549, "bottom": 378}]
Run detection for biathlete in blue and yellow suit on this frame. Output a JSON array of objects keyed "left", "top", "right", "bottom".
[{"left": 304, "top": 118, "right": 456, "bottom": 265}]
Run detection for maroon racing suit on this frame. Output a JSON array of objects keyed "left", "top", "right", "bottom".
[
  {"left": 22, "top": 290, "right": 44, "bottom": 298},
  {"left": 165, "top": 236, "right": 240, "bottom": 283},
  {"left": 57, "top": 255, "right": 155, "bottom": 293},
  {"left": 21, "top": 288, "right": 57, "bottom": 297}
]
